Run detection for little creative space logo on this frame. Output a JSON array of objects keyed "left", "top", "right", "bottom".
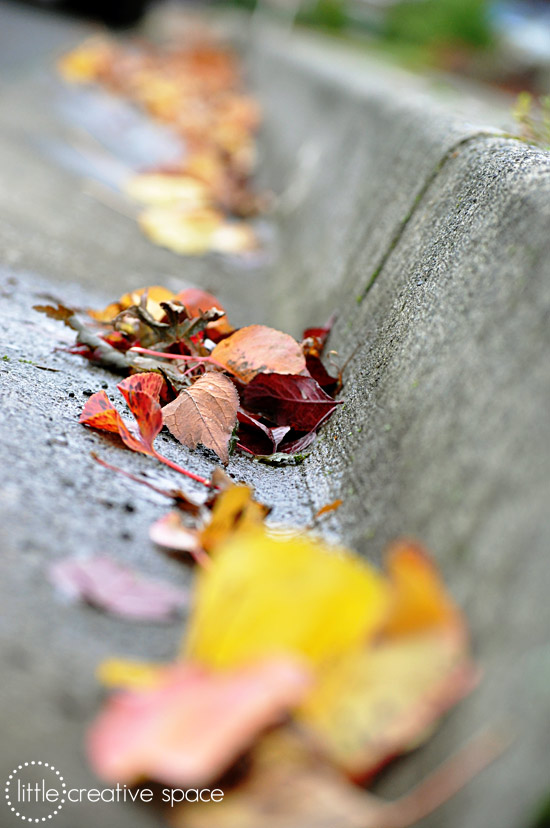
[
  {"left": 5, "top": 762, "right": 66, "bottom": 822},
  {"left": 4, "top": 761, "right": 224, "bottom": 822}
]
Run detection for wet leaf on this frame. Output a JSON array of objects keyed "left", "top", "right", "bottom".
[
  {"left": 212, "top": 326, "right": 306, "bottom": 383},
  {"left": 184, "top": 526, "right": 391, "bottom": 670},
  {"left": 49, "top": 556, "right": 188, "bottom": 621},
  {"left": 243, "top": 373, "right": 341, "bottom": 432},
  {"left": 87, "top": 659, "right": 310, "bottom": 786},
  {"left": 162, "top": 373, "right": 239, "bottom": 464}
]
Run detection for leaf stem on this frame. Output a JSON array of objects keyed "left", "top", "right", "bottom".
[
  {"left": 129, "top": 347, "right": 230, "bottom": 373},
  {"left": 152, "top": 450, "right": 213, "bottom": 488}
]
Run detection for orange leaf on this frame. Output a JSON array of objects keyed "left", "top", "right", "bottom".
[
  {"left": 162, "top": 373, "right": 239, "bottom": 464},
  {"left": 177, "top": 287, "right": 234, "bottom": 336},
  {"left": 212, "top": 325, "right": 306, "bottom": 383},
  {"left": 87, "top": 659, "right": 310, "bottom": 786},
  {"left": 79, "top": 373, "right": 164, "bottom": 457},
  {"left": 315, "top": 499, "right": 343, "bottom": 519},
  {"left": 383, "top": 539, "right": 463, "bottom": 638}
]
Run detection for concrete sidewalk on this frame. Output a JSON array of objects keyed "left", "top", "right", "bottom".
[{"left": 1, "top": 3, "right": 550, "bottom": 828}]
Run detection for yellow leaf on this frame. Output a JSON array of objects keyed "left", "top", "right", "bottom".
[
  {"left": 58, "top": 39, "right": 111, "bottom": 83},
  {"left": 89, "top": 286, "right": 175, "bottom": 323},
  {"left": 139, "top": 207, "right": 224, "bottom": 255},
  {"left": 185, "top": 526, "right": 391, "bottom": 670},
  {"left": 199, "top": 485, "right": 268, "bottom": 553},
  {"left": 97, "top": 658, "right": 166, "bottom": 690},
  {"left": 298, "top": 631, "right": 476, "bottom": 779},
  {"left": 298, "top": 542, "right": 475, "bottom": 779},
  {"left": 125, "top": 174, "right": 211, "bottom": 208}
]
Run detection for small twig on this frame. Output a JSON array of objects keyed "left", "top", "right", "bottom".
[{"left": 129, "top": 346, "right": 231, "bottom": 373}]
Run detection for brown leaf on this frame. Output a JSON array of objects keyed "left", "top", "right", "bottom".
[
  {"left": 212, "top": 325, "right": 306, "bottom": 383},
  {"left": 162, "top": 373, "right": 239, "bottom": 464}
]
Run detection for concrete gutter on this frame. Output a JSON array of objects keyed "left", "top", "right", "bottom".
[{"left": 1, "top": 4, "right": 549, "bottom": 828}]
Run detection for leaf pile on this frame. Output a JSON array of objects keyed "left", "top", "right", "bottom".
[
  {"left": 58, "top": 37, "right": 263, "bottom": 255},
  {"left": 36, "top": 284, "right": 342, "bottom": 464},
  {"left": 87, "top": 496, "right": 488, "bottom": 828}
]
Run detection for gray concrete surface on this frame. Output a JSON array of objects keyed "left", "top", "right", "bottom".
[{"left": 1, "top": 3, "right": 549, "bottom": 828}]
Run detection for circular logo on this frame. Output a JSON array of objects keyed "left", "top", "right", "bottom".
[{"left": 5, "top": 762, "right": 66, "bottom": 823}]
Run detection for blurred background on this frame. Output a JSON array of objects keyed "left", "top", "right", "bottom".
[{"left": 12, "top": 0, "right": 550, "bottom": 94}]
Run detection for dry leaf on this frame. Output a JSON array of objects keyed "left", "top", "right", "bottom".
[
  {"left": 87, "top": 659, "right": 310, "bottom": 786},
  {"left": 89, "top": 286, "right": 175, "bottom": 323},
  {"left": 177, "top": 287, "right": 234, "bottom": 337},
  {"left": 212, "top": 326, "right": 306, "bottom": 383},
  {"left": 162, "top": 372, "right": 239, "bottom": 464}
]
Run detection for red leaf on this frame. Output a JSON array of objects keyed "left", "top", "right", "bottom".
[
  {"left": 87, "top": 659, "right": 310, "bottom": 786},
  {"left": 237, "top": 410, "right": 290, "bottom": 455},
  {"left": 176, "top": 287, "right": 234, "bottom": 338},
  {"left": 243, "top": 374, "right": 342, "bottom": 433},
  {"left": 305, "top": 354, "right": 339, "bottom": 393},
  {"left": 49, "top": 556, "right": 188, "bottom": 621},
  {"left": 79, "top": 374, "right": 163, "bottom": 457}
]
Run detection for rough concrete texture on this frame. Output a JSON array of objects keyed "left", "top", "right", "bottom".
[{"left": 1, "top": 3, "right": 550, "bottom": 828}]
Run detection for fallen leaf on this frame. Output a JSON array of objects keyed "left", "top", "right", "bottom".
[
  {"left": 80, "top": 373, "right": 164, "bottom": 457},
  {"left": 199, "top": 484, "right": 268, "bottom": 553},
  {"left": 139, "top": 207, "right": 224, "bottom": 255},
  {"left": 125, "top": 174, "right": 211, "bottom": 208},
  {"left": 97, "top": 658, "right": 168, "bottom": 690},
  {"left": 243, "top": 373, "right": 342, "bottom": 432},
  {"left": 298, "top": 541, "right": 476, "bottom": 779},
  {"left": 315, "top": 499, "right": 343, "bottom": 519},
  {"left": 89, "top": 286, "right": 175, "bottom": 323},
  {"left": 212, "top": 326, "right": 306, "bottom": 383},
  {"left": 168, "top": 728, "right": 375, "bottom": 828},
  {"left": 49, "top": 556, "right": 188, "bottom": 621},
  {"left": 162, "top": 372, "right": 239, "bottom": 464},
  {"left": 169, "top": 725, "right": 505, "bottom": 828},
  {"left": 184, "top": 526, "right": 391, "bottom": 670},
  {"left": 150, "top": 512, "right": 208, "bottom": 567},
  {"left": 177, "top": 287, "right": 234, "bottom": 337},
  {"left": 237, "top": 410, "right": 290, "bottom": 455},
  {"left": 87, "top": 659, "right": 310, "bottom": 786}
]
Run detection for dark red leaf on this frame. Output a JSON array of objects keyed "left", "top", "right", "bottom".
[
  {"left": 305, "top": 354, "right": 339, "bottom": 394},
  {"left": 237, "top": 410, "right": 290, "bottom": 455},
  {"left": 242, "top": 374, "right": 342, "bottom": 433}
]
